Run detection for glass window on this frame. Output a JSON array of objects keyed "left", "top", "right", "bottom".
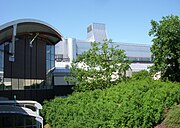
[
  {"left": 45, "top": 44, "right": 55, "bottom": 88},
  {"left": 46, "top": 60, "right": 50, "bottom": 71},
  {"left": 87, "top": 25, "right": 92, "bottom": 33},
  {"left": 4, "top": 78, "right": 11, "bottom": 90},
  {"left": 139, "top": 57, "right": 150, "bottom": 62},
  {"left": 15, "top": 115, "right": 25, "bottom": 127},
  {"left": 36, "top": 79, "right": 43, "bottom": 89},
  {"left": 12, "top": 79, "right": 19, "bottom": 90},
  {"left": 46, "top": 52, "right": 50, "bottom": 60},
  {"left": 0, "top": 53, "right": 4, "bottom": 71},
  {"left": 26, "top": 116, "right": 34, "bottom": 127},
  {"left": 0, "top": 82, "right": 4, "bottom": 90},
  {"left": 51, "top": 60, "right": 55, "bottom": 68},
  {"left": 51, "top": 45, "right": 55, "bottom": 54},
  {"left": 24, "top": 79, "right": 31, "bottom": 89},
  {"left": 30, "top": 79, "right": 37, "bottom": 89},
  {"left": 2, "top": 115, "right": 13, "bottom": 127},
  {"left": 0, "top": 44, "right": 4, "bottom": 87},
  {"left": 51, "top": 54, "right": 55, "bottom": 61},
  {"left": 46, "top": 45, "right": 50, "bottom": 53},
  {"left": 19, "top": 79, "right": 25, "bottom": 90},
  {"left": 54, "top": 76, "right": 68, "bottom": 85}
]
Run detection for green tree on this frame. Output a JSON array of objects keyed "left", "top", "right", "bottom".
[
  {"left": 67, "top": 40, "right": 131, "bottom": 92},
  {"left": 149, "top": 15, "right": 180, "bottom": 82}
]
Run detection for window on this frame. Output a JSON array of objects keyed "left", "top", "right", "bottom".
[
  {"left": 87, "top": 25, "right": 92, "bottom": 33},
  {"left": 12, "top": 79, "right": 19, "bottom": 90},
  {"left": 46, "top": 45, "right": 55, "bottom": 72},
  {"left": 4, "top": 78, "right": 11, "bottom": 90}
]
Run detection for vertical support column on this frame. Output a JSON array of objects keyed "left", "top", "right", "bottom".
[
  {"left": 68, "top": 38, "right": 76, "bottom": 63},
  {"left": 9, "top": 24, "right": 17, "bottom": 62},
  {"left": 62, "top": 39, "right": 68, "bottom": 59}
]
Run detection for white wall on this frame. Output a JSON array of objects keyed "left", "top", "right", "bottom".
[{"left": 130, "top": 63, "right": 153, "bottom": 72}]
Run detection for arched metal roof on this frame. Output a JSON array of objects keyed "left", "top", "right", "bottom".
[
  {"left": 0, "top": 19, "right": 63, "bottom": 44},
  {"left": 0, "top": 100, "right": 43, "bottom": 127},
  {"left": 0, "top": 105, "right": 43, "bottom": 126}
]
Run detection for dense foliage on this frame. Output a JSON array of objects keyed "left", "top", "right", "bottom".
[
  {"left": 149, "top": 15, "right": 180, "bottom": 82},
  {"left": 131, "top": 70, "right": 150, "bottom": 80},
  {"left": 42, "top": 79, "right": 180, "bottom": 128},
  {"left": 67, "top": 40, "right": 130, "bottom": 92}
]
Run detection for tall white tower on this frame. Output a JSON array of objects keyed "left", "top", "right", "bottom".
[{"left": 87, "top": 23, "right": 108, "bottom": 42}]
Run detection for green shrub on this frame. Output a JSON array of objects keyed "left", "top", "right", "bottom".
[
  {"left": 131, "top": 70, "right": 150, "bottom": 80},
  {"left": 42, "top": 79, "right": 180, "bottom": 128}
]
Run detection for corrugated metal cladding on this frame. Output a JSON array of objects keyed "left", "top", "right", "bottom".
[{"left": 4, "top": 36, "right": 46, "bottom": 79}]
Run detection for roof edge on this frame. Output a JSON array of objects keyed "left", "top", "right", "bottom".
[{"left": 0, "top": 18, "right": 63, "bottom": 40}]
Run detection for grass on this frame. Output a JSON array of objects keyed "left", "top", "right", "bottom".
[{"left": 162, "top": 105, "right": 180, "bottom": 128}]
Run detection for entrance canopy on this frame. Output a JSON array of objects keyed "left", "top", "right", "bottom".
[{"left": 0, "top": 19, "right": 63, "bottom": 44}]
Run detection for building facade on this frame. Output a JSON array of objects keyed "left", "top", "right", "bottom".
[
  {"left": 0, "top": 20, "right": 153, "bottom": 101},
  {"left": 0, "top": 19, "right": 64, "bottom": 128},
  {"left": 55, "top": 23, "right": 152, "bottom": 74},
  {"left": 0, "top": 19, "right": 75, "bottom": 103}
]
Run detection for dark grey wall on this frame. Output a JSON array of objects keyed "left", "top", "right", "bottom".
[
  {"left": 0, "top": 85, "right": 74, "bottom": 103},
  {"left": 4, "top": 35, "right": 46, "bottom": 79}
]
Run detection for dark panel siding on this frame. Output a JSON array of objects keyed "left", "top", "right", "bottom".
[
  {"left": 37, "top": 39, "right": 46, "bottom": 79},
  {"left": 31, "top": 39, "right": 37, "bottom": 79},
  {"left": 0, "top": 85, "right": 74, "bottom": 104},
  {"left": 25, "top": 37, "right": 31, "bottom": 78},
  {"left": 4, "top": 35, "right": 46, "bottom": 79},
  {"left": 4, "top": 44, "right": 12, "bottom": 78},
  {"left": 12, "top": 38, "right": 25, "bottom": 78}
]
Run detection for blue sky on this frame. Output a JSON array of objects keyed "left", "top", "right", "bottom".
[{"left": 1, "top": 0, "right": 180, "bottom": 44}]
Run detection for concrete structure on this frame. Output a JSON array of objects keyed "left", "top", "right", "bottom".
[
  {"left": 87, "top": 23, "right": 108, "bottom": 42},
  {"left": 55, "top": 23, "right": 152, "bottom": 77}
]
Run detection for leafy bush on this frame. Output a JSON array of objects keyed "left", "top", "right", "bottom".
[
  {"left": 42, "top": 79, "right": 180, "bottom": 128},
  {"left": 131, "top": 70, "right": 150, "bottom": 80}
]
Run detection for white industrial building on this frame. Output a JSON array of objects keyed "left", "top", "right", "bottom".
[{"left": 55, "top": 23, "right": 152, "bottom": 72}]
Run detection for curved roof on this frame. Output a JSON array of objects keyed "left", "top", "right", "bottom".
[
  {"left": 0, "top": 105, "right": 43, "bottom": 125},
  {"left": 0, "top": 100, "right": 42, "bottom": 110},
  {"left": 0, "top": 19, "right": 63, "bottom": 44}
]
